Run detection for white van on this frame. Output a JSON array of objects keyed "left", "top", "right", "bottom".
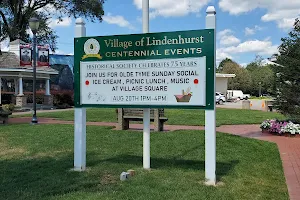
[{"left": 227, "top": 90, "right": 244, "bottom": 100}]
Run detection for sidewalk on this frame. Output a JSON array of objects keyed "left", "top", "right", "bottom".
[
  {"left": 7, "top": 117, "right": 300, "bottom": 200},
  {"left": 11, "top": 108, "right": 74, "bottom": 116}
]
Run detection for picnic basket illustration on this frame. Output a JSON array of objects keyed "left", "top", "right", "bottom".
[{"left": 174, "top": 87, "right": 192, "bottom": 103}]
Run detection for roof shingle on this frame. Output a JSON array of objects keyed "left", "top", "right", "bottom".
[{"left": 0, "top": 51, "right": 58, "bottom": 73}]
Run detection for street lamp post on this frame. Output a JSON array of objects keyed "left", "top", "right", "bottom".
[
  {"left": 259, "top": 82, "right": 262, "bottom": 97},
  {"left": 29, "top": 17, "right": 40, "bottom": 124}
]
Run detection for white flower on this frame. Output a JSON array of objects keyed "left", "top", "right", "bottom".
[{"left": 281, "top": 122, "right": 300, "bottom": 135}]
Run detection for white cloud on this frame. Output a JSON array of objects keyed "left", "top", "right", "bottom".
[
  {"left": 218, "top": 29, "right": 241, "bottom": 46},
  {"left": 133, "top": 0, "right": 211, "bottom": 18},
  {"left": 53, "top": 50, "right": 66, "bottom": 54},
  {"left": 48, "top": 17, "right": 72, "bottom": 28},
  {"left": 217, "top": 29, "right": 233, "bottom": 39},
  {"left": 217, "top": 38, "right": 278, "bottom": 64},
  {"left": 220, "top": 35, "right": 241, "bottom": 46},
  {"left": 216, "top": 49, "right": 232, "bottom": 64},
  {"left": 240, "top": 63, "right": 248, "bottom": 67},
  {"left": 245, "top": 27, "right": 255, "bottom": 36},
  {"left": 219, "top": 38, "right": 278, "bottom": 57},
  {"left": 219, "top": 0, "right": 300, "bottom": 29},
  {"left": 103, "top": 13, "right": 135, "bottom": 30},
  {"left": 274, "top": 18, "right": 296, "bottom": 29},
  {"left": 244, "top": 25, "right": 263, "bottom": 36}
]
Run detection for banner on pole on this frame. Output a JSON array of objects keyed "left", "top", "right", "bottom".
[
  {"left": 37, "top": 45, "right": 49, "bottom": 67},
  {"left": 20, "top": 44, "right": 32, "bottom": 66}
]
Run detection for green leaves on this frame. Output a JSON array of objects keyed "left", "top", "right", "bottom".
[
  {"left": 218, "top": 56, "right": 276, "bottom": 96},
  {"left": 218, "top": 59, "right": 252, "bottom": 93},
  {"left": 274, "top": 18, "right": 300, "bottom": 120},
  {"left": 0, "top": 0, "right": 106, "bottom": 50}
]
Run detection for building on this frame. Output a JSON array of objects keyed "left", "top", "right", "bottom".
[
  {"left": 216, "top": 73, "right": 236, "bottom": 95},
  {"left": 0, "top": 39, "right": 58, "bottom": 107}
]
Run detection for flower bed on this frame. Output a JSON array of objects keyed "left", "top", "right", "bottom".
[{"left": 260, "top": 119, "right": 300, "bottom": 137}]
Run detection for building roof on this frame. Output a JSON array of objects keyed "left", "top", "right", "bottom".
[
  {"left": 0, "top": 51, "right": 58, "bottom": 74},
  {"left": 9, "top": 39, "right": 27, "bottom": 45},
  {"left": 216, "top": 73, "right": 236, "bottom": 78},
  {"left": 0, "top": 52, "right": 20, "bottom": 68}
]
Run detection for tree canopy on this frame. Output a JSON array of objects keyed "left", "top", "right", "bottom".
[
  {"left": 273, "top": 18, "right": 300, "bottom": 121},
  {"left": 246, "top": 60, "right": 275, "bottom": 96},
  {"left": 218, "top": 56, "right": 276, "bottom": 96},
  {"left": 0, "top": 0, "right": 105, "bottom": 52},
  {"left": 217, "top": 57, "right": 232, "bottom": 72},
  {"left": 219, "top": 58, "right": 252, "bottom": 93}
]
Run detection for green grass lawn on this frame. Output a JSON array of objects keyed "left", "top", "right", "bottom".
[
  {"left": 14, "top": 108, "right": 285, "bottom": 126},
  {"left": 0, "top": 124, "right": 288, "bottom": 200}
]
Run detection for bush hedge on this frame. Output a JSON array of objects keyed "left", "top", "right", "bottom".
[{"left": 53, "top": 93, "right": 74, "bottom": 108}]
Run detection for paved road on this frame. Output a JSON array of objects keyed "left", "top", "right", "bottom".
[
  {"left": 217, "top": 99, "right": 269, "bottom": 111},
  {"left": 12, "top": 108, "right": 74, "bottom": 116},
  {"left": 12, "top": 100, "right": 270, "bottom": 116}
]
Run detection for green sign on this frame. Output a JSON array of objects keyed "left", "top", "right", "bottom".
[{"left": 74, "top": 29, "right": 215, "bottom": 109}]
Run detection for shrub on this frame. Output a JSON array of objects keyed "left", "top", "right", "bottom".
[
  {"left": 26, "top": 94, "right": 44, "bottom": 104},
  {"left": 53, "top": 93, "right": 74, "bottom": 108},
  {"left": 2, "top": 104, "right": 15, "bottom": 112},
  {"left": 1, "top": 94, "right": 14, "bottom": 104},
  {"left": 262, "top": 118, "right": 300, "bottom": 135}
]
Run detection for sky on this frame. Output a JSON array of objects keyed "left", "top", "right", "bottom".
[{"left": 2, "top": 0, "right": 300, "bottom": 66}]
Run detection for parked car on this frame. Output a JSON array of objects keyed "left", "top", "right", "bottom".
[
  {"left": 216, "top": 92, "right": 226, "bottom": 104},
  {"left": 227, "top": 90, "right": 244, "bottom": 100},
  {"left": 243, "top": 94, "right": 250, "bottom": 100}
]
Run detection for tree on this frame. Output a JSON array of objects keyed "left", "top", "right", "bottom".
[
  {"left": 246, "top": 55, "right": 263, "bottom": 72},
  {"left": 58, "top": 66, "right": 74, "bottom": 90},
  {"left": 217, "top": 57, "right": 232, "bottom": 72},
  {"left": 0, "top": 0, "right": 105, "bottom": 53},
  {"left": 246, "top": 61, "right": 275, "bottom": 96},
  {"left": 273, "top": 18, "right": 300, "bottom": 121},
  {"left": 220, "top": 59, "right": 252, "bottom": 92},
  {"left": 50, "top": 64, "right": 74, "bottom": 90}
]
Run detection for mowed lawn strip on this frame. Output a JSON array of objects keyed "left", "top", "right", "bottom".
[
  {"left": 0, "top": 124, "right": 288, "bottom": 200},
  {"left": 13, "top": 108, "right": 285, "bottom": 126}
]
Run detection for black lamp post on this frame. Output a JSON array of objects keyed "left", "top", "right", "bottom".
[
  {"left": 259, "top": 82, "right": 262, "bottom": 97},
  {"left": 29, "top": 17, "right": 40, "bottom": 124}
]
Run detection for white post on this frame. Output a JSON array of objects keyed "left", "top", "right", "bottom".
[
  {"left": 14, "top": 78, "right": 18, "bottom": 96},
  {"left": 74, "top": 18, "right": 87, "bottom": 171},
  {"left": 205, "top": 6, "right": 217, "bottom": 185},
  {"left": 142, "top": 0, "right": 151, "bottom": 170},
  {"left": 45, "top": 79, "right": 50, "bottom": 95},
  {"left": 18, "top": 77, "right": 24, "bottom": 96}
]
